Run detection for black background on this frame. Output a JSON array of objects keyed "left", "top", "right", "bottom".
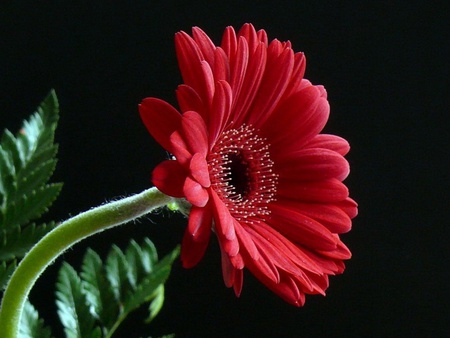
[{"left": 1, "top": 1, "right": 448, "bottom": 337}]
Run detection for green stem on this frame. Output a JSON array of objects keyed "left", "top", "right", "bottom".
[
  {"left": 105, "top": 312, "right": 127, "bottom": 338},
  {"left": 0, "top": 187, "right": 172, "bottom": 338}
]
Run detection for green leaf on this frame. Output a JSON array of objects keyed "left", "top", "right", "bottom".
[
  {"left": 0, "top": 260, "right": 16, "bottom": 291},
  {"left": 17, "top": 144, "right": 58, "bottom": 183},
  {"left": 0, "top": 222, "right": 57, "bottom": 261},
  {"left": 19, "top": 300, "right": 53, "bottom": 338},
  {"left": 80, "top": 249, "right": 120, "bottom": 330},
  {"left": 0, "top": 147, "right": 15, "bottom": 199},
  {"left": 145, "top": 285, "right": 165, "bottom": 323},
  {"left": 0, "top": 90, "right": 62, "bottom": 287},
  {"left": 56, "top": 262, "right": 101, "bottom": 338},
  {"left": 65, "top": 238, "right": 179, "bottom": 337},
  {"left": 0, "top": 89, "right": 62, "bottom": 232},
  {"left": 15, "top": 157, "right": 58, "bottom": 199},
  {"left": 1, "top": 129, "right": 23, "bottom": 176},
  {"left": 2, "top": 183, "right": 62, "bottom": 230},
  {"left": 122, "top": 244, "right": 179, "bottom": 316},
  {"left": 105, "top": 244, "right": 135, "bottom": 305},
  {"left": 124, "top": 239, "right": 158, "bottom": 289}
]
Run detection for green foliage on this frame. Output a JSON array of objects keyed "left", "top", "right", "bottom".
[
  {"left": 0, "top": 90, "right": 62, "bottom": 266},
  {"left": 0, "top": 91, "right": 62, "bottom": 336},
  {"left": 56, "top": 263, "right": 101, "bottom": 338},
  {"left": 0, "top": 92, "right": 178, "bottom": 337},
  {"left": 0, "top": 222, "right": 57, "bottom": 261},
  {"left": 0, "top": 260, "right": 17, "bottom": 291},
  {"left": 56, "top": 238, "right": 179, "bottom": 337},
  {"left": 19, "top": 301, "right": 54, "bottom": 338}
]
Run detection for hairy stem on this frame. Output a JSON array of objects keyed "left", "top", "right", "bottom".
[{"left": 0, "top": 187, "right": 172, "bottom": 338}]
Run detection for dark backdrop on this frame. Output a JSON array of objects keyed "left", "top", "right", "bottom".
[{"left": 1, "top": 1, "right": 448, "bottom": 337}]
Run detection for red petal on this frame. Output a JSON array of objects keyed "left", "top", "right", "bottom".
[
  {"left": 210, "top": 190, "right": 239, "bottom": 257},
  {"left": 317, "top": 238, "right": 352, "bottom": 260},
  {"left": 221, "top": 250, "right": 234, "bottom": 287},
  {"left": 282, "top": 52, "right": 306, "bottom": 99},
  {"left": 192, "top": 26, "right": 216, "bottom": 66},
  {"left": 261, "top": 84, "right": 324, "bottom": 149},
  {"left": 189, "top": 153, "right": 211, "bottom": 188},
  {"left": 246, "top": 47, "right": 294, "bottom": 127},
  {"left": 187, "top": 205, "right": 213, "bottom": 240},
  {"left": 181, "top": 205, "right": 212, "bottom": 268},
  {"left": 183, "top": 176, "right": 209, "bottom": 207},
  {"left": 247, "top": 263, "right": 306, "bottom": 306},
  {"left": 213, "top": 47, "right": 230, "bottom": 82},
  {"left": 268, "top": 203, "right": 338, "bottom": 251},
  {"left": 175, "top": 31, "right": 214, "bottom": 106},
  {"left": 210, "top": 190, "right": 236, "bottom": 241},
  {"left": 181, "top": 226, "right": 210, "bottom": 268},
  {"left": 180, "top": 111, "right": 208, "bottom": 156},
  {"left": 200, "top": 60, "right": 215, "bottom": 105},
  {"left": 277, "top": 198, "right": 352, "bottom": 234},
  {"left": 275, "top": 148, "right": 350, "bottom": 181},
  {"left": 246, "top": 222, "right": 323, "bottom": 274},
  {"left": 169, "top": 131, "right": 191, "bottom": 167},
  {"left": 233, "top": 220, "right": 259, "bottom": 260},
  {"left": 176, "top": 84, "right": 205, "bottom": 116},
  {"left": 278, "top": 178, "right": 349, "bottom": 203},
  {"left": 305, "top": 272, "right": 329, "bottom": 295},
  {"left": 256, "top": 28, "right": 268, "bottom": 46},
  {"left": 237, "top": 23, "right": 259, "bottom": 53},
  {"left": 229, "top": 252, "right": 244, "bottom": 270},
  {"left": 220, "top": 246, "right": 243, "bottom": 296},
  {"left": 273, "top": 274, "right": 304, "bottom": 307},
  {"left": 232, "top": 42, "right": 266, "bottom": 125},
  {"left": 305, "top": 134, "right": 350, "bottom": 156},
  {"left": 267, "top": 38, "right": 284, "bottom": 56},
  {"left": 228, "top": 36, "right": 248, "bottom": 104},
  {"left": 209, "top": 80, "right": 232, "bottom": 146},
  {"left": 151, "top": 160, "right": 186, "bottom": 197},
  {"left": 233, "top": 268, "right": 244, "bottom": 297},
  {"left": 221, "top": 26, "right": 237, "bottom": 58},
  {"left": 139, "top": 98, "right": 181, "bottom": 152},
  {"left": 288, "top": 269, "right": 315, "bottom": 294},
  {"left": 175, "top": 31, "right": 204, "bottom": 88},
  {"left": 239, "top": 229, "right": 280, "bottom": 283},
  {"left": 336, "top": 197, "right": 359, "bottom": 219},
  {"left": 301, "top": 248, "right": 347, "bottom": 275}
]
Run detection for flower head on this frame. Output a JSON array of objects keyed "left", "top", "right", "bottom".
[{"left": 139, "top": 24, "right": 357, "bottom": 306}]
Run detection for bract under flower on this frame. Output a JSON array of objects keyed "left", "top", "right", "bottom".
[{"left": 139, "top": 23, "right": 357, "bottom": 306}]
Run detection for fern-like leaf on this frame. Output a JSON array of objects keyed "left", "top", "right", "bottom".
[
  {"left": 80, "top": 248, "right": 120, "bottom": 330},
  {"left": 0, "top": 90, "right": 61, "bottom": 231},
  {"left": 56, "top": 262, "right": 102, "bottom": 338},
  {"left": 19, "top": 300, "right": 54, "bottom": 338},
  {"left": 145, "top": 284, "right": 165, "bottom": 324},
  {"left": 0, "top": 90, "right": 62, "bottom": 274},
  {"left": 58, "top": 238, "right": 179, "bottom": 337},
  {"left": 0, "top": 260, "right": 16, "bottom": 291},
  {"left": 126, "top": 239, "right": 158, "bottom": 285},
  {"left": 105, "top": 244, "right": 135, "bottom": 305},
  {"left": 2, "top": 183, "right": 62, "bottom": 230},
  {"left": 122, "top": 244, "right": 179, "bottom": 318},
  {"left": 0, "top": 222, "right": 57, "bottom": 261}
]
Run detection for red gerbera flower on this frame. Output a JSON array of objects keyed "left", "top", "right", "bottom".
[{"left": 139, "top": 24, "right": 358, "bottom": 306}]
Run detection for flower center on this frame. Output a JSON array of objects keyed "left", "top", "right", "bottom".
[
  {"left": 208, "top": 125, "right": 278, "bottom": 223},
  {"left": 227, "top": 152, "right": 251, "bottom": 197}
]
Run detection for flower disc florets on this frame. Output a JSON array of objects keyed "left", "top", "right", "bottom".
[{"left": 208, "top": 124, "right": 278, "bottom": 223}]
